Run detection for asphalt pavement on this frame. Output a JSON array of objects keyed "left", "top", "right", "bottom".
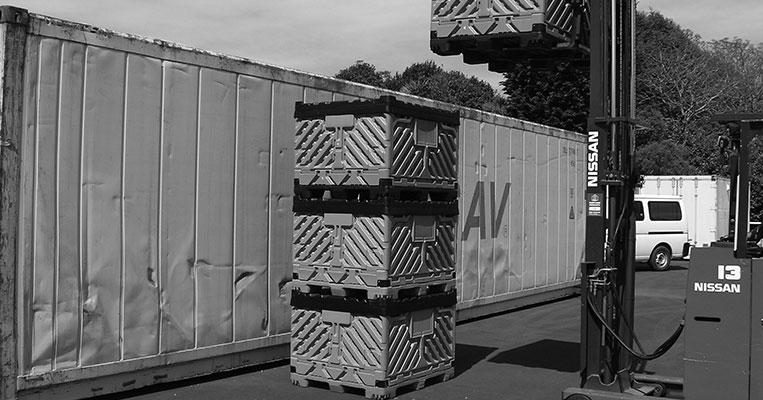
[{"left": 108, "top": 261, "right": 689, "bottom": 400}]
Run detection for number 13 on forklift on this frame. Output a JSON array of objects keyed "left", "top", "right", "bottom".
[{"left": 693, "top": 265, "right": 741, "bottom": 294}]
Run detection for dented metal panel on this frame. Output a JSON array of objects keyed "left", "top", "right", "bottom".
[
  {"left": 122, "top": 54, "right": 161, "bottom": 360},
  {"left": 458, "top": 118, "right": 480, "bottom": 303},
  {"left": 508, "top": 128, "right": 524, "bottom": 293},
  {"left": 493, "top": 125, "right": 511, "bottom": 295},
  {"left": 537, "top": 135, "right": 550, "bottom": 287},
  {"left": 233, "top": 75, "right": 271, "bottom": 341},
  {"left": 196, "top": 68, "right": 237, "bottom": 347},
  {"left": 478, "top": 122, "right": 496, "bottom": 299},
  {"left": 11, "top": 9, "right": 585, "bottom": 398},
  {"left": 53, "top": 40, "right": 85, "bottom": 372},
  {"left": 270, "top": 82, "right": 303, "bottom": 336},
  {"left": 19, "top": 35, "right": 311, "bottom": 381},
  {"left": 30, "top": 37, "right": 58, "bottom": 374},
  {"left": 80, "top": 46, "right": 126, "bottom": 367},
  {"left": 160, "top": 62, "right": 199, "bottom": 354}
]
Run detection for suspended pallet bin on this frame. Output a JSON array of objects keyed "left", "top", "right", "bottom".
[
  {"left": 294, "top": 96, "right": 460, "bottom": 189},
  {"left": 290, "top": 291, "right": 456, "bottom": 399},
  {"left": 430, "top": 0, "right": 591, "bottom": 71}
]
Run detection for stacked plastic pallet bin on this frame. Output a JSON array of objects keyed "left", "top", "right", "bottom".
[{"left": 290, "top": 96, "right": 460, "bottom": 399}]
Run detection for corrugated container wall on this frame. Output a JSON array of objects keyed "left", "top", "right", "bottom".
[
  {"left": 0, "top": 8, "right": 585, "bottom": 399},
  {"left": 637, "top": 175, "right": 731, "bottom": 247},
  {"left": 456, "top": 118, "right": 585, "bottom": 318}
]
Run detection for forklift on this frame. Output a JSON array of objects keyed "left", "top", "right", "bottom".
[{"left": 431, "top": 0, "right": 763, "bottom": 399}]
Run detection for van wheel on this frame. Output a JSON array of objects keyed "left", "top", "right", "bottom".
[{"left": 649, "top": 245, "right": 671, "bottom": 271}]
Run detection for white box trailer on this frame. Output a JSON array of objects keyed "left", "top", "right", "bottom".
[
  {"left": 637, "top": 175, "right": 730, "bottom": 247},
  {"left": 0, "top": 6, "right": 586, "bottom": 399}
]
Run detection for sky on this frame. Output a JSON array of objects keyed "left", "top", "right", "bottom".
[{"left": 8, "top": 0, "right": 763, "bottom": 90}]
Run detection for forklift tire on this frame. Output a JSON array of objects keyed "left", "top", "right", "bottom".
[
  {"left": 653, "top": 382, "right": 667, "bottom": 397},
  {"left": 649, "top": 245, "right": 671, "bottom": 271},
  {"left": 564, "top": 395, "right": 592, "bottom": 400}
]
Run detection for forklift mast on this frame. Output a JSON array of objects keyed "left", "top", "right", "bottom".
[
  {"left": 432, "top": 2, "right": 763, "bottom": 400},
  {"left": 430, "top": 0, "right": 639, "bottom": 390},
  {"left": 430, "top": 0, "right": 689, "bottom": 397},
  {"left": 431, "top": 0, "right": 647, "bottom": 394},
  {"left": 579, "top": 0, "right": 639, "bottom": 393}
]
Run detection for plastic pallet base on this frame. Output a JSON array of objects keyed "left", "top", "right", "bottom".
[
  {"left": 293, "top": 198, "right": 459, "bottom": 216},
  {"left": 294, "top": 180, "right": 459, "bottom": 202},
  {"left": 293, "top": 181, "right": 459, "bottom": 216},
  {"left": 291, "top": 277, "right": 456, "bottom": 300},
  {"left": 431, "top": 34, "right": 589, "bottom": 73},
  {"left": 295, "top": 171, "right": 459, "bottom": 191},
  {"left": 290, "top": 289, "right": 457, "bottom": 316},
  {"left": 290, "top": 366, "right": 454, "bottom": 399}
]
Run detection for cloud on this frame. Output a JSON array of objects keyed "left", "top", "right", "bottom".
[
  {"left": 10, "top": 0, "right": 760, "bottom": 92},
  {"left": 638, "top": 0, "right": 763, "bottom": 42}
]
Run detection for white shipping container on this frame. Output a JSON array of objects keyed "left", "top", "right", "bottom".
[
  {"left": 0, "top": 7, "right": 586, "bottom": 399},
  {"left": 638, "top": 175, "right": 730, "bottom": 247},
  {"left": 456, "top": 117, "right": 586, "bottom": 320}
]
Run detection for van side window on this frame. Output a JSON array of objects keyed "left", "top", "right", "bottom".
[
  {"left": 634, "top": 201, "right": 644, "bottom": 221},
  {"left": 648, "top": 201, "right": 682, "bottom": 221}
]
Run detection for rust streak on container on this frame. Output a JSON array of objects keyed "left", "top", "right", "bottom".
[{"left": 0, "top": 6, "right": 30, "bottom": 399}]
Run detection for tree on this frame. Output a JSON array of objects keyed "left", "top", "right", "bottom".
[
  {"left": 708, "top": 38, "right": 763, "bottom": 114},
  {"left": 386, "top": 61, "right": 503, "bottom": 111},
  {"left": 632, "top": 10, "right": 747, "bottom": 180},
  {"left": 335, "top": 60, "right": 391, "bottom": 88},
  {"left": 500, "top": 62, "right": 589, "bottom": 132},
  {"left": 634, "top": 140, "right": 695, "bottom": 175},
  {"left": 334, "top": 60, "right": 507, "bottom": 114},
  {"left": 636, "top": 12, "right": 735, "bottom": 147},
  {"left": 704, "top": 39, "right": 763, "bottom": 219},
  {"left": 385, "top": 60, "right": 445, "bottom": 92}
]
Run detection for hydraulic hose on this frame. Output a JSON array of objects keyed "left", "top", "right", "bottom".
[
  {"left": 610, "top": 283, "right": 647, "bottom": 354},
  {"left": 586, "top": 290, "right": 684, "bottom": 361}
]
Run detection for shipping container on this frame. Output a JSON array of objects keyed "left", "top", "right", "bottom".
[
  {"left": 637, "top": 176, "right": 731, "bottom": 248},
  {"left": 456, "top": 114, "right": 586, "bottom": 320},
  {"left": 0, "top": 6, "right": 585, "bottom": 399}
]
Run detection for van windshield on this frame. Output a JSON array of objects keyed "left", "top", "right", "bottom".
[{"left": 648, "top": 201, "right": 682, "bottom": 221}]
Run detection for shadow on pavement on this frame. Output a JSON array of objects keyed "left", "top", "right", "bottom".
[
  {"left": 488, "top": 339, "right": 580, "bottom": 373},
  {"left": 454, "top": 343, "right": 498, "bottom": 377},
  {"left": 92, "top": 360, "right": 289, "bottom": 399}
]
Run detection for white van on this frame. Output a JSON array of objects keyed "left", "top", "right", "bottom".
[{"left": 634, "top": 195, "right": 691, "bottom": 271}]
